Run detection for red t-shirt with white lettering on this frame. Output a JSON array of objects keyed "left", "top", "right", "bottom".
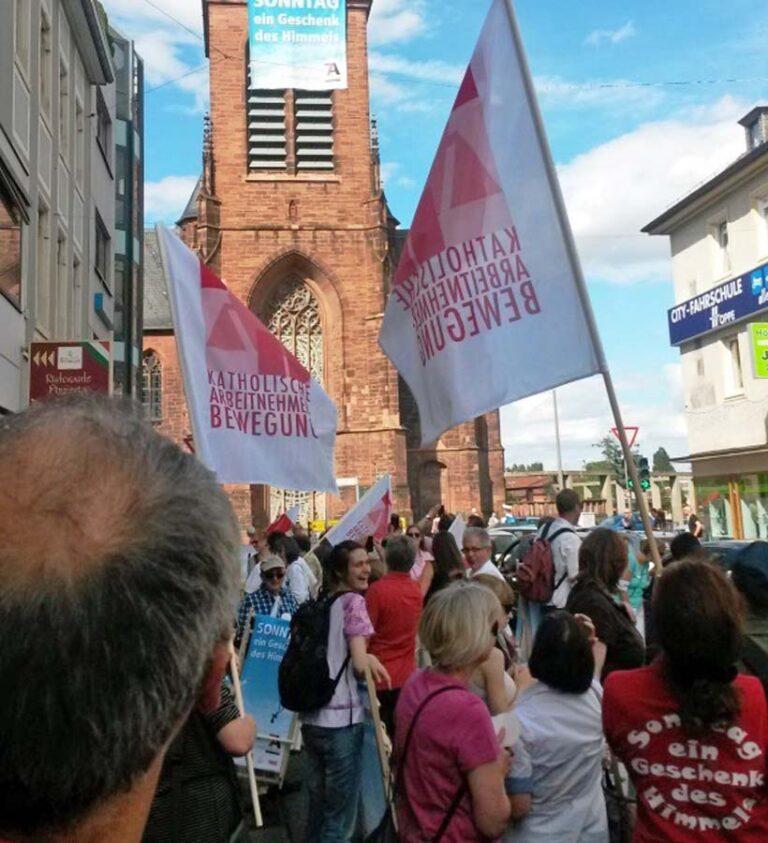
[{"left": 604, "top": 662, "right": 768, "bottom": 841}]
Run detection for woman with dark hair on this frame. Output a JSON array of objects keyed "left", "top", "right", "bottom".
[
  {"left": 302, "top": 540, "right": 391, "bottom": 842},
  {"left": 504, "top": 611, "right": 608, "bottom": 842},
  {"left": 604, "top": 560, "right": 768, "bottom": 841},
  {"left": 566, "top": 528, "right": 644, "bottom": 680},
  {"left": 425, "top": 530, "right": 466, "bottom": 604}
]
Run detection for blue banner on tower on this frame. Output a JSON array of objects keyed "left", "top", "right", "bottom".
[{"left": 248, "top": 0, "right": 347, "bottom": 91}]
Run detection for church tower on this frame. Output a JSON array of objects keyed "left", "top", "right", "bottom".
[{"left": 161, "top": 0, "right": 505, "bottom": 527}]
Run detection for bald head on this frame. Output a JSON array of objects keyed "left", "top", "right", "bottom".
[{"left": 0, "top": 396, "right": 240, "bottom": 838}]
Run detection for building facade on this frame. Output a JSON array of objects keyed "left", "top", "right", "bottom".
[
  {"left": 143, "top": 0, "right": 505, "bottom": 530},
  {"left": 645, "top": 107, "right": 768, "bottom": 539},
  {"left": 0, "top": 0, "right": 117, "bottom": 413}
]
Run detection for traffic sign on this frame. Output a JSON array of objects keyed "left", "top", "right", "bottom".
[{"left": 611, "top": 426, "right": 639, "bottom": 449}]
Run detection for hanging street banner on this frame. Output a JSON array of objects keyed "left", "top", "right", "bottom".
[
  {"left": 29, "top": 341, "right": 112, "bottom": 402},
  {"left": 322, "top": 475, "right": 392, "bottom": 547},
  {"left": 379, "top": 0, "right": 601, "bottom": 445},
  {"left": 156, "top": 225, "right": 338, "bottom": 492},
  {"left": 241, "top": 614, "right": 294, "bottom": 741},
  {"left": 248, "top": 0, "right": 347, "bottom": 91}
]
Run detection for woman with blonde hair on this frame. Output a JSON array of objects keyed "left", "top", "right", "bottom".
[{"left": 394, "top": 583, "right": 511, "bottom": 841}]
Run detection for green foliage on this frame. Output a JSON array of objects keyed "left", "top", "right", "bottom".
[
  {"left": 508, "top": 462, "right": 545, "bottom": 472},
  {"left": 653, "top": 447, "right": 676, "bottom": 473}
]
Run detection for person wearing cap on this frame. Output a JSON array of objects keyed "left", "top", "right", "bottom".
[{"left": 235, "top": 555, "right": 299, "bottom": 649}]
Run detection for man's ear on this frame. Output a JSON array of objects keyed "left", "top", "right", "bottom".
[{"left": 197, "top": 639, "right": 231, "bottom": 713}]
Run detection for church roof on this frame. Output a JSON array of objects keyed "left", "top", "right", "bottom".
[
  {"left": 177, "top": 176, "right": 201, "bottom": 225},
  {"left": 143, "top": 229, "right": 173, "bottom": 331}
]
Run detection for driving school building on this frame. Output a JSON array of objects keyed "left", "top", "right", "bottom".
[
  {"left": 143, "top": 0, "right": 505, "bottom": 530},
  {"left": 645, "top": 107, "right": 768, "bottom": 540}
]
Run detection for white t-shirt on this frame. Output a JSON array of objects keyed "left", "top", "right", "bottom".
[
  {"left": 538, "top": 518, "right": 581, "bottom": 608},
  {"left": 471, "top": 558, "right": 506, "bottom": 581},
  {"left": 286, "top": 557, "right": 318, "bottom": 604},
  {"left": 505, "top": 679, "right": 607, "bottom": 842}
]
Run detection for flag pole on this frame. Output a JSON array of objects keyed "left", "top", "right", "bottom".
[
  {"left": 553, "top": 390, "right": 564, "bottom": 490},
  {"left": 501, "top": 0, "right": 662, "bottom": 568}
]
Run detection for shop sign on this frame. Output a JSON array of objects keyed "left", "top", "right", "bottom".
[
  {"left": 749, "top": 323, "right": 768, "bottom": 379},
  {"left": 29, "top": 341, "right": 112, "bottom": 402},
  {"left": 247, "top": 0, "right": 347, "bottom": 91},
  {"left": 667, "top": 260, "right": 768, "bottom": 346}
]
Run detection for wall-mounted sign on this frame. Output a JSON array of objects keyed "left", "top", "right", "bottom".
[
  {"left": 29, "top": 341, "right": 112, "bottom": 402},
  {"left": 667, "top": 261, "right": 768, "bottom": 346},
  {"left": 749, "top": 323, "right": 768, "bottom": 379},
  {"left": 248, "top": 0, "right": 347, "bottom": 91}
]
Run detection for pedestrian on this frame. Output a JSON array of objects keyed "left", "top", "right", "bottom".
[
  {"left": 0, "top": 395, "right": 241, "bottom": 843},
  {"left": 566, "top": 529, "right": 645, "bottom": 681},
  {"left": 301, "top": 541, "right": 390, "bottom": 843},
  {"left": 425, "top": 530, "right": 466, "bottom": 604},
  {"left": 467, "top": 513, "right": 487, "bottom": 528},
  {"left": 365, "top": 535, "right": 423, "bottom": 739},
  {"left": 470, "top": 576, "right": 518, "bottom": 714},
  {"left": 395, "top": 583, "right": 512, "bottom": 841},
  {"left": 463, "top": 526, "right": 505, "bottom": 581},
  {"left": 488, "top": 511, "right": 501, "bottom": 529},
  {"left": 142, "top": 680, "right": 255, "bottom": 843},
  {"left": 504, "top": 611, "right": 608, "bottom": 843},
  {"left": 279, "top": 534, "right": 318, "bottom": 604},
  {"left": 620, "top": 508, "right": 634, "bottom": 530},
  {"left": 235, "top": 554, "right": 299, "bottom": 649},
  {"left": 669, "top": 530, "right": 705, "bottom": 561},
  {"left": 406, "top": 524, "right": 435, "bottom": 595},
  {"left": 388, "top": 513, "right": 403, "bottom": 536},
  {"left": 296, "top": 532, "right": 323, "bottom": 594},
  {"left": 682, "top": 504, "right": 704, "bottom": 538},
  {"left": 539, "top": 489, "right": 583, "bottom": 610},
  {"left": 604, "top": 559, "right": 768, "bottom": 840}
]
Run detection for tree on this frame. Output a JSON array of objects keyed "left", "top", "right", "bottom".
[
  {"left": 653, "top": 447, "right": 675, "bottom": 473},
  {"left": 508, "top": 462, "right": 545, "bottom": 472}
]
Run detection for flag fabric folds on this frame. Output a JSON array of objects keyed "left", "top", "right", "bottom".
[
  {"left": 379, "top": 0, "right": 601, "bottom": 445},
  {"left": 157, "top": 225, "right": 338, "bottom": 492},
  {"left": 322, "top": 476, "right": 393, "bottom": 547}
]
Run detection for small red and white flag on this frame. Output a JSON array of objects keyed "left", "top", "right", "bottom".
[
  {"left": 157, "top": 226, "right": 338, "bottom": 493},
  {"left": 267, "top": 505, "right": 301, "bottom": 536},
  {"left": 322, "top": 476, "right": 392, "bottom": 547},
  {"left": 379, "top": 0, "right": 600, "bottom": 445}
]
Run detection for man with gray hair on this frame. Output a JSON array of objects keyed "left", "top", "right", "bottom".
[
  {"left": 0, "top": 395, "right": 241, "bottom": 843},
  {"left": 463, "top": 526, "right": 505, "bottom": 581}
]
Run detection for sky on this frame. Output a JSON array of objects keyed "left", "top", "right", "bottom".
[{"left": 102, "top": 0, "right": 768, "bottom": 471}]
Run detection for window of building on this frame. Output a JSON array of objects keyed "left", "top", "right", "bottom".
[
  {"left": 712, "top": 219, "right": 731, "bottom": 277},
  {"left": 39, "top": 6, "right": 52, "bottom": 120},
  {"left": 0, "top": 185, "right": 24, "bottom": 307},
  {"left": 724, "top": 335, "right": 744, "bottom": 396},
  {"left": 96, "top": 90, "right": 111, "bottom": 167},
  {"left": 15, "top": 0, "right": 31, "bottom": 74},
  {"left": 59, "top": 60, "right": 70, "bottom": 162},
  {"left": 94, "top": 212, "right": 110, "bottom": 282},
  {"left": 75, "top": 97, "right": 85, "bottom": 187},
  {"left": 294, "top": 90, "right": 334, "bottom": 171},
  {"left": 36, "top": 203, "right": 51, "bottom": 332},
  {"left": 141, "top": 353, "right": 162, "bottom": 422},
  {"left": 247, "top": 89, "right": 288, "bottom": 171}
]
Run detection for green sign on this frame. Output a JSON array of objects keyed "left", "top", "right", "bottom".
[{"left": 749, "top": 323, "right": 768, "bottom": 379}]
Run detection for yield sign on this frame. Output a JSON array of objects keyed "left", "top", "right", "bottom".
[{"left": 612, "top": 426, "right": 639, "bottom": 449}]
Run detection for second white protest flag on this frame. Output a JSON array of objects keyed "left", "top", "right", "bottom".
[{"left": 379, "top": 0, "right": 601, "bottom": 445}]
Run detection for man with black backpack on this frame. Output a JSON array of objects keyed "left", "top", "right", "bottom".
[{"left": 540, "top": 490, "right": 582, "bottom": 611}]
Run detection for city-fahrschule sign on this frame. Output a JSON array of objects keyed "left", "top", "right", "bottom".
[{"left": 668, "top": 260, "right": 768, "bottom": 346}]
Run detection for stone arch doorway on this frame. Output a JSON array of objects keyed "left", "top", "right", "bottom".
[
  {"left": 419, "top": 460, "right": 447, "bottom": 516},
  {"left": 261, "top": 276, "right": 327, "bottom": 527}
]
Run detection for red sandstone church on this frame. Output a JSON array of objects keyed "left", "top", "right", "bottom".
[{"left": 143, "top": 0, "right": 505, "bottom": 529}]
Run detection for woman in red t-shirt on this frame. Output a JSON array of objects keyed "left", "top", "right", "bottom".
[{"left": 603, "top": 559, "right": 768, "bottom": 841}]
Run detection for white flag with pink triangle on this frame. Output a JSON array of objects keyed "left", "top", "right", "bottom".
[{"left": 379, "top": 0, "right": 600, "bottom": 445}]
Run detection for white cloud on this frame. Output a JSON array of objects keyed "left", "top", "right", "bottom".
[
  {"left": 144, "top": 175, "right": 199, "bottom": 224},
  {"left": 369, "top": 0, "right": 427, "bottom": 46},
  {"left": 380, "top": 161, "right": 416, "bottom": 190},
  {"left": 500, "top": 366, "right": 688, "bottom": 471},
  {"left": 559, "top": 96, "right": 750, "bottom": 284},
  {"left": 585, "top": 21, "right": 636, "bottom": 47},
  {"left": 102, "top": 0, "right": 209, "bottom": 112}
]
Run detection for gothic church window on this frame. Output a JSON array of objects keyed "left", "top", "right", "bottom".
[{"left": 142, "top": 352, "right": 162, "bottom": 422}]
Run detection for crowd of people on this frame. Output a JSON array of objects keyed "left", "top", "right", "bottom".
[{"left": 3, "top": 395, "right": 768, "bottom": 843}]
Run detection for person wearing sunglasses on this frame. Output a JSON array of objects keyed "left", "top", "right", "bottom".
[
  {"left": 406, "top": 526, "right": 436, "bottom": 597},
  {"left": 235, "top": 555, "right": 299, "bottom": 649}
]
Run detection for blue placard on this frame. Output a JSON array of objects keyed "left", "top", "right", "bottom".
[
  {"left": 240, "top": 614, "right": 294, "bottom": 741},
  {"left": 668, "top": 261, "right": 768, "bottom": 346},
  {"left": 248, "top": 0, "right": 347, "bottom": 91}
]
